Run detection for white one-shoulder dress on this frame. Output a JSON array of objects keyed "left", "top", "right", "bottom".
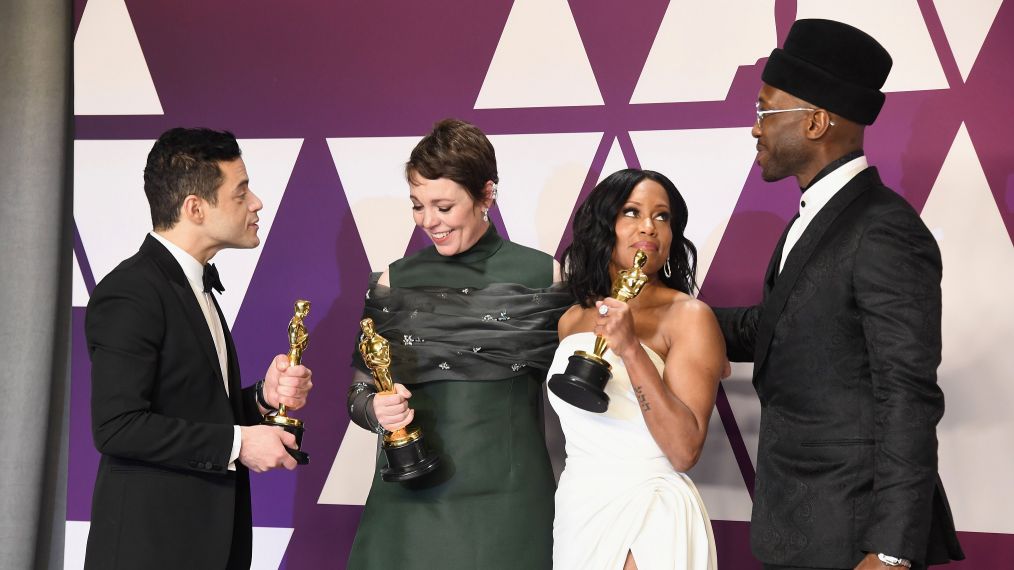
[{"left": 548, "top": 332, "right": 716, "bottom": 570}]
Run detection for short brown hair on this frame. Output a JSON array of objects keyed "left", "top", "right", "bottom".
[{"left": 406, "top": 119, "right": 498, "bottom": 202}]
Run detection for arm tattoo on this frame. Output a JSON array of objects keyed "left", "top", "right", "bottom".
[{"left": 635, "top": 385, "right": 651, "bottom": 412}]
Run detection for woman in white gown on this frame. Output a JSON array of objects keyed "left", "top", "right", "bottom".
[{"left": 549, "top": 169, "right": 726, "bottom": 570}]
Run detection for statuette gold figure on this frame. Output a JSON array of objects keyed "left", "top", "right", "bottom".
[
  {"left": 359, "top": 318, "right": 441, "bottom": 482},
  {"left": 261, "top": 300, "right": 311, "bottom": 464}
]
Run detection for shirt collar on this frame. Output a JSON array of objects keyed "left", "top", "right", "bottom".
[
  {"left": 149, "top": 231, "right": 207, "bottom": 291},
  {"left": 797, "top": 155, "right": 869, "bottom": 221},
  {"left": 802, "top": 150, "right": 864, "bottom": 192}
]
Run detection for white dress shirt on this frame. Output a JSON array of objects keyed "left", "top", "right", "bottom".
[
  {"left": 150, "top": 232, "right": 243, "bottom": 470},
  {"left": 779, "top": 155, "right": 869, "bottom": 273}
]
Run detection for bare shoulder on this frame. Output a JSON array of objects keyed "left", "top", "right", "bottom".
[
  {"left": 664, "top": 293, "right": 720, "bottom": 337},
  {"left": 558, "top": 304, "right": 587, "bottom": 339}
]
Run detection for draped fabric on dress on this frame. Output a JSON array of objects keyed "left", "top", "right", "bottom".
[
  {"left": 549, "top": 333, "right": 716, "bottom": 570},
  {"left": 352, "top": 272, "right": 572, "bottom": 383}
]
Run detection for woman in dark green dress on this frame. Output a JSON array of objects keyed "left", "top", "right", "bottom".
[{"left": 345, "top": 119, "right": 571, "bottom": 569}]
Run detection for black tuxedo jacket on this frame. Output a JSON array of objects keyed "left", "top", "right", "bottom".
[
  {"left": 84, "top": 235, "right": 262, "bottom": 569},
  {"left": 715, "top": 168, "right": 963, "bottom": 568}
]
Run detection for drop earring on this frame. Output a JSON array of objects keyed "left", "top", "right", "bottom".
[
  {"left": 484, "top": 181, "right": 497, "bottom": 223},
  {"left": 663, "top": 258, "right": 672, "bottom": 278}
]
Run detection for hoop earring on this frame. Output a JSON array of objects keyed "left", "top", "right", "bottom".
[
  {"left": 482, "top": 208, "right": 489, "bottom": 223},
  {"left": 663, "top": 258, "right": 672, "bottom": 278}
]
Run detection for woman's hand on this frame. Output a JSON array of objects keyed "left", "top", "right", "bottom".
[
  {"left": 372, "top": 383, "right": 415, "bottom": 431},
  {"left": 594, "top": 298, "right": 640, "bottom": 360}
]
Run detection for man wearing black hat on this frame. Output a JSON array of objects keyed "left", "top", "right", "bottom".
[{"left": 714, "top": 19, "right": 964, "bottom": 569}]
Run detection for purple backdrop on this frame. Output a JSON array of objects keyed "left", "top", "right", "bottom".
[{"left": 69, "top": 0, "right": 1014, "bottom": 567}]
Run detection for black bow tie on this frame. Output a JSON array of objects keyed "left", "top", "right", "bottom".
[{"left": 202, "top": 263, "right": 225, "bottom": 294}]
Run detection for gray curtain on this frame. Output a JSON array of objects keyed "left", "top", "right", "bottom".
[{"left": 0, "top": 0, "right": 73, "bottom": 568}]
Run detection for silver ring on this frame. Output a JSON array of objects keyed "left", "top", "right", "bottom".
[{"left": 598, "top": 305, "right": 609, "bottom": 316}]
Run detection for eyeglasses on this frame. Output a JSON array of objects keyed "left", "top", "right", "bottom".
[{"left": 755, "top": 102, "right": 835, "bottom": 127}]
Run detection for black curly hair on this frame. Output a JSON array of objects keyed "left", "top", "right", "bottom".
[
  {"left": 562, "top": 168, "right": 697, "bottom": 308},
  {"left": 144, "top": 127, "right": 241, "bottom": 230}
]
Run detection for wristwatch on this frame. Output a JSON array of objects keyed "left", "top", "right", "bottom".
[
  {"left": 877, "top": 553, "right": 912, "bottom": 567},
  {"left": 255, "top": 379, "right": 277, "bottom": 412}
]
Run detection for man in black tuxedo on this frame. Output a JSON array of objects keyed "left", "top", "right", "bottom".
[
  {"left": 84, "top": 128, "right": 313, "bottom": 569},
  {"left": 714, "top": 20, "right": 963, "bottom": 570}
]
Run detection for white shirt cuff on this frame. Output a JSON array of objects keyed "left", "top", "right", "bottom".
[{"left": 229, "top": 425, "right": 242, "bottom": 471}]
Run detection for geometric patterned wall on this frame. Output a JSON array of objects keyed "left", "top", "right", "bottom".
[{"left": 68, "top": 0, "right": 1014, "bottom": 567}]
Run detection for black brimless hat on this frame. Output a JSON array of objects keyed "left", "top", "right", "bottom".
[{"left": 762, "top": 19, "right": 892, "bottom": 125}]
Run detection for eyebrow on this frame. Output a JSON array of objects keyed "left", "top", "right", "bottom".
[{"left": 409, "top": 195, "right": 455, "bottom": 204}]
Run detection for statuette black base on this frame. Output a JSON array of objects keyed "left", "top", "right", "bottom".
[
  {"left": 381, "top": 435, "right": 440, "bottom": 482},
  {"left": 548, "top": 353, "right": 612, "bottom": 413},
  {"left": 262, "top": 415, "right": 310, "bottom": 465}
]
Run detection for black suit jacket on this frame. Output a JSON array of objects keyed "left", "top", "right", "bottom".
[
  {"left": 715, "top": 168, "right": 963, "bottom": 568},
  {"left": 84, "top": 235, "right": 262, "bottom": 569}
]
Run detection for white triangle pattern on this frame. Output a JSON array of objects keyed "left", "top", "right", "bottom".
[
  {"left": 62, "top": 521, "right": 294, "bottom": 569},
  {"left": 698, "top": 362, "right": 761, "bottom": 521},
  {"left": 920, "top": 124, "right": 1014, "bottom": 534},
  {"left": 72, "top": 250, "right": 90, "bottom": 307},
  {"left": 933, "top": 0, "right": 1003, "bottom": 81},
  {"left": 628, "top": 127, "right": 756, "bottom": 286},
  {"left": 327, "top": 137, "right": 422, "bottom": 272},
  {"left": 721, "top": 363, "right": 761, "bottom": 469},
  {"left": 250, "top": 526, "right": 296, "bottom": 569},
  {"left": 474, "top": 0, "right": 603, "bottom": 109},
  {"left": 630, "top": 0, "right": 776, "bottom": 104},
  {"left": 597, "top": 137, "right": 629, "bottom": 184},
  {"left": 74, "top": 0, "right": 163, "bottom": 115},
  {"left": 690, "top": 376, "right": 756, "bottom": 522},
  {"left": 73, "top": 139, "right": 302, "bottom": 328},
  {"left": 63, "top": 520, "right": 90, "bottom": 570},
  {"left": 796, "top": 0, "right": 948, "bottom": 92},
  {"left": 318, "top": 421, "right": 380, "bottom": 506},
  {"left": 211, "top": 140, "right": 302, "bottom": 326},
  {"left": 489, "top": 132, "right": 604, "bottom": 255},
  {"left": 74, "top": 139, "right": 165, "bottom": 302}
]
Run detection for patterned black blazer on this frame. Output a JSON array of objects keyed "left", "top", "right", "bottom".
[{"left": 715, "top": 167, "right": 963, "bottom": 568}]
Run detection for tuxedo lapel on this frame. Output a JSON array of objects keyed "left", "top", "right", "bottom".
[
  {"left": 141, "top": 236, "right": 229, "bottom": 396},
  {"left": 209, "top": 293, "right": 245, "bottom": 419},
  {"left": 764, "top": 215, "right": 796, "bottom": 297},
  {"left": 753, "top": 168, "right": 879, "bottom": 373}
]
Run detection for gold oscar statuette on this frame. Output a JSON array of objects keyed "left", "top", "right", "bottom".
[
  {"left": 548, "top": 250, "right": 650, "bottom": 412},
  {"left": 261, "top": 299, "right": 310, "bottom": 464},
  {"left": 359, "top": 318, "right": 441, "bottom": 482}
]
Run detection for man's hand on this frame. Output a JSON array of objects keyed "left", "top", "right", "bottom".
[
  {"left": 262, "top": 354, "right": 313, "bottom": 412},
  {"left": 239, "top": 425, "right": 298, "bottom": 473}
]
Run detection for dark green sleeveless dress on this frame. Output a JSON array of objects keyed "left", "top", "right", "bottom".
[{"left": 347, "top": 226, "right": 570, "bottom": 570}]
